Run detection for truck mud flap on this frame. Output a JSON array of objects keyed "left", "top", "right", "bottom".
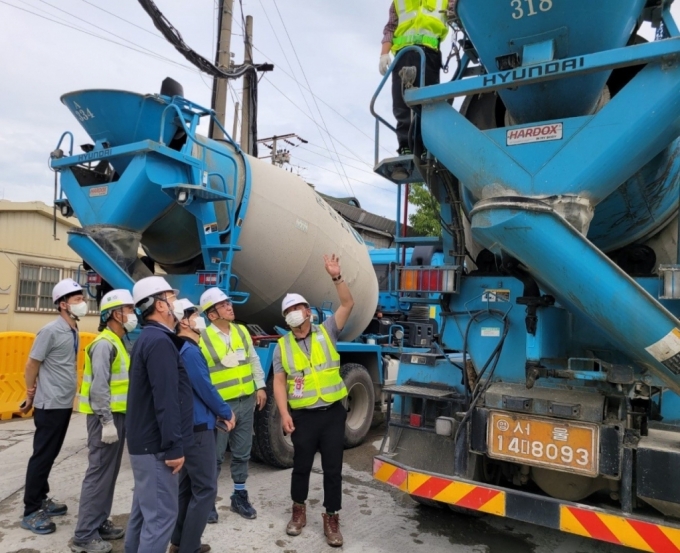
[{"left": 374, "top": 457, "right": 680, "bottom": 552}]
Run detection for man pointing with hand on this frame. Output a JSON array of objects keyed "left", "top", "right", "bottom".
[{"left": 273, "top": 254, "right": 354, "bottom": 548}]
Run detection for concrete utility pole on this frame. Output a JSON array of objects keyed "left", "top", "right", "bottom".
[
  {"left": 232, "top": 101, "right": 240, "bottom": 140},
  {"left": 209, "top": 0, "right": 234, "bottom": 140},
  {"left": 240, "top": 15, "right": 254, "bottom": 154},
  {"left": 256, "top": 134, "right": 308, "bottom": 167}
]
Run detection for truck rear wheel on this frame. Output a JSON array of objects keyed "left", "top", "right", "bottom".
[
  {"left": 254, "top": 380, "right": 294, "bottom": 468},
  {"left": 341, "top": 363, "right": 375, "bottom": 448}
]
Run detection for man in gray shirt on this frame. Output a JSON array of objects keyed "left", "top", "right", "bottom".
[{"left": 21, "top": 278, "right": 89, "bottom": 535}]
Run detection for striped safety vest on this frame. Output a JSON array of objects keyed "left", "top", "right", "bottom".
[
  {"left": 199, "top": 324, "right": 256, "bottom": 400},
  {"left": 78, "top": 328, "right": 129, "bottom": 414},
  {"left": 392, "top": 0, "right": 449, "bottom": 53},
  {"left": 279, "top": 324, "right": 347, "bottom": 409}
]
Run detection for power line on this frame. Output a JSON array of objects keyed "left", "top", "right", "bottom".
[
  {"left": 297, "top": 146, "right": 379, "bottom": 178},
  {"left": 78, "top": 0, "right": 162, "bottom": 39},
  {"left": 303, "top": 141, "right": 373, "bottom": 168},
  {"left": 258, "top": 0, "right": 353, "bottom": 197},
  {"left": 262, "top": 76, "right": 379, "bottom": 174},
  {"left": 270, "top": 0, "right": 355, "bottom": 197},
  {"left": 2, "top": 0, "right": 202, "bottom": 75},
  {"left": 293, "top": 155, "right": 393, "bottom": 192}
]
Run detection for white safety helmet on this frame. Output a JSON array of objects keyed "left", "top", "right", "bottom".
[
  {"left": 281, "top": 293, "right": 309, "bottom": 315},
  {"left": 100, "top": 289, "right": 135, "bottom": 313},
  {"left": 132, "top": 276, "right": 178, "bottom": 311},
  {"left": 199, "top": 287, "right": 230, "bottom": 313},
  {"left": 175, "top": 298, "right": 198, "bottom": 317},
  {"left": 52, "top": 278, "right": 84, "bottom": 304}
]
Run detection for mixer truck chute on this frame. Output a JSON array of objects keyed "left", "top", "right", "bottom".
[{"left": 372, "top": 0, "right": 680, "bottom": 550}]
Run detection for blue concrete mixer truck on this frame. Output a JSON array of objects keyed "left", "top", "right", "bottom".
[
  {"left": 370, "top": 0, "right": 680, "bottom": 550},
  {"left": 46, "top": 79, "right": 444, "bottom": 468}
]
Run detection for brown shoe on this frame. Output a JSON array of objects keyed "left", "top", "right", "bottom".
[
  {"left": 169, "top": 545, "right": 211, "bottom": 553},
  {"left": 322, "top": 512, "right": 343, "bottom": 547},
  {"left": 286, "top": 502, "right": 306, "bottom": 536}
]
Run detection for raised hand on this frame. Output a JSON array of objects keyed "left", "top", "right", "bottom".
[{"left": 323, "top": 253, "right": 341, "bottom": 279}]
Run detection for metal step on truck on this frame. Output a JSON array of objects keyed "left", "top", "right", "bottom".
[{"left": 370, "top": 1, "right": 680, "bottom": 551}]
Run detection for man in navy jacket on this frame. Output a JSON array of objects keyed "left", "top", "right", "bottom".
[
  {"left": 124, "top": 277, "right": 194, "bottom": 553},
  {"left": 169, "top": 300, "right": 236, "bottom": 553}
]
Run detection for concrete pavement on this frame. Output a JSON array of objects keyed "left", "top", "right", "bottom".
[{"left": 0, "top": 414, "right": 637, "bottom": 553}]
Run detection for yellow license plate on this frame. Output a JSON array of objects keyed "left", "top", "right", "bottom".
[{"left": 487, "top": 411, "right": 599, "bottom": 477}]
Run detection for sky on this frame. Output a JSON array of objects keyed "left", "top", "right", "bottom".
[{"left": 0, "top": 1, "right": 678, "bottom": 220}]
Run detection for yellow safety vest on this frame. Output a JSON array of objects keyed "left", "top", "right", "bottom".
[
  {"left": 279, "top": 324, "right": 347, "bottom": 409},
  {"left": 199, "top": 324, "right": 256, "bottom": 400},
  {"left": 78, "top": 328, "right": 129, "bottom": 414},
  {"left": 392, "top": 0, "right": 449, "bottom": 53}
]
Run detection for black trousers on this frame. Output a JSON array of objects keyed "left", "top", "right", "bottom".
[
  {"left": 391, "top": 46, "right": 442, "bottom": 152},
  {"left": 24, "top": 407, "right": 72, "bottom": 516},
  {"left": 290, "top": 401, "right": 346, "bottom": 512}
]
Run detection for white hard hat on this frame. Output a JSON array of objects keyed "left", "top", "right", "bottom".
[
  {"left": 199, "top": 287, "right": 230, "bottom": 312},
  {"left": 176, "top": 298, "right": 198, "bottom": 316},
  {"left": 100, "top": 289, "right": 135, "bottom": 312},
  {"left": 52, "top": 278, "right": 83, "bottom": 304},
  {"left": 281, "top": 293, "right": 309, "bottom": 315},
  {"left": 132, "top": 276, "right": 178, "bottom": 309}
]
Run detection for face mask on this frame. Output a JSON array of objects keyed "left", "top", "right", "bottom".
[
  {"left": 123, "top": 313, "right": 138, "bottom": 333},
  {"left": 285, "top": 309, "right": 307, "bottom": 328},
  {"left": 69, "top": 301, "right": 89, "bottom": 319},
  {"left": 192, "top": 316, "right": 207, "bottom": 333},
  {"left": 170, "top": 300, "right": 185, "bottom": 322}
]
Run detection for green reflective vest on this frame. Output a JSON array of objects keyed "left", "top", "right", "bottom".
[
  {"left": 199, "top": 324, "right": 256, "bottom": 400},
  {"left": 279, "top": 324, "right": 346, "bottom": 409},
  {"left": 392, "top": 0, "right": 449, "bottom": 53},
  {"left": 78, "top": 328, "right": 129, "bottom": 414}
]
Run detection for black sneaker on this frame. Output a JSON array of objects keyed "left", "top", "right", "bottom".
[
  {"left": 42, "top": 497, "right": 67, "bottom": 516},
  {"left": 69, "top": 538, "right": 112, "bottom": 553},
  {"left": 98, "top": 519, "right": 125, "bottom": 540},
  {"left": 230, "top": 490, "right": 257, "bottom": 519},
  {"left": 21, "top": 509, "right": 56, "bottom": 535}
]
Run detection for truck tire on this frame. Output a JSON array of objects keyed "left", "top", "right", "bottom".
[
  {"left": 254, "top": 380, "right": 294, "bottom": 468},
  {"left": 250, "top": 427, "right": 264, "bottom": 464},
  {"left": 341, "top": 363, "right": 375, "bottom": 448}
]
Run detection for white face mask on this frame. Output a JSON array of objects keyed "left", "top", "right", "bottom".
[
  {"left": 123, "top": 313, "right": 138, "bottom": 333},
  {"left": 171, "top": 300, "right": 185, "bottom": 322},
  {"left": 285, "top": 309, "right": 307, "bottom": 328},
  {"left": 69, "top": 301, "right": 89, "bottom": 319},
  {"left": 192, "top": 316, "right": 207, "bottom": 333}
]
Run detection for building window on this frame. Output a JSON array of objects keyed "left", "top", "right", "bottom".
[{"left": 17, "top": 263, "right": 98, "bottom": 313}]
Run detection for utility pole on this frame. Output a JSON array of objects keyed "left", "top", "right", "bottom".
[
  {"left": 256, "top": 133, "right": 308, "bottom": 167},
  {"left": 240, "top": 15, "right": 254, "bottom": 154},
  {"left": 232, "top": 101, "right": 240, "bottom": 140},
  {"left": 209, "top": 0, "right": 234, "bottom": 140}
]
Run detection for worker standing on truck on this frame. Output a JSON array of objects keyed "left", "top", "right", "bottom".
[
  {"left": 21, "top": 278, "right": 88, "bottom": 535},
  {"left": 198, "top": 287, "right": 267, "bottom": 522},
  {"left": 272, "top": 254, "right": 354, "bottom": 548},
  {"left": 169, "top": 299, "right": 236, "bottom": 553},
  {"left": 70, "top": 290, "right": 137, "bottom": 553},
  {"left": 379, "top": 0, "right": 452, "bottom": 155},
  {"left": 124, "top": 277, "right": 194, "bottom": 553}
]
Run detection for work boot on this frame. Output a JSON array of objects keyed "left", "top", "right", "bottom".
[
  {"left": 169, "top": 544, "right": 211, "bottom": 553},
  {"left": 398, "top": 146, "right": 412, "bottom": 156},
  {"left": 69, "top": 538, "right": 112, "bottom": 553},
  {"left": 21, "top": 509, "right": 56, "bottom": 535},
  {"left": 97, "top": 519, "right": 125, "bottom": 540},
  {"left": 42, "top": 497, "right": 68, "bottom": 516},
  {"left": 230, "top": 490, "right": 257, "bottom": 519},
  {"left": 285, "top": 502, "right": 306, "bottom": 536},
  {"left": 322, "top": 512, "right": 343, "bottom": 547}
]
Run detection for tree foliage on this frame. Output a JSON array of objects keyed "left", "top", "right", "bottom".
[{"left": 408, "top": 183, "right": 442, "bottom": 237}]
